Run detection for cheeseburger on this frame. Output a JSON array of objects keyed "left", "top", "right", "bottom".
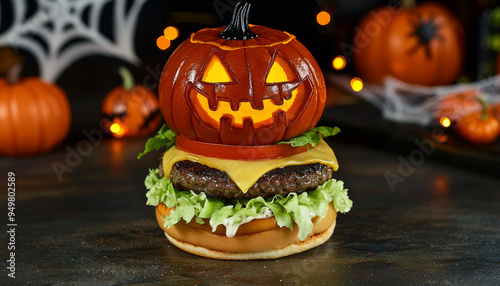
[{"left": 140, "top": 2, "right": 352, "bottom": 260}]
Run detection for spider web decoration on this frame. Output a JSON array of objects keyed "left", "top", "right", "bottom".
[
  {"left": 0, "top": 0, "right": 148, "bottom": 82},
  {"left": 328, "top": 75, "right": 500, "bottom": 126}
]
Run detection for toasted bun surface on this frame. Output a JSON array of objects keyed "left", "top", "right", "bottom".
[{"left": 155, "top": 203, "right": 337, "bottom": 260}]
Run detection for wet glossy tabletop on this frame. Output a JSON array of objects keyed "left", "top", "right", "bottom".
[{"left": 1, "top": 134, "right": 499, "bottom": 285}]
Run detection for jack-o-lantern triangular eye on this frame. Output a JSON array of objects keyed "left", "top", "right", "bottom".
[
  {"left": 266, "top": 52, "right": 298, "bottom": 84},
  {"left": 202, "top": 53, "right": 234, "bottom": 83}
]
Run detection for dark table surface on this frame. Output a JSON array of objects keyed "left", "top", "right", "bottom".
[{"left": 1, "top": 129, "right": 499, "bottom": 285}]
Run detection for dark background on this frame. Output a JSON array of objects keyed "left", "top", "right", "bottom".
[{"left": 0, "top": 0, "right": 499, "bottom": 145}]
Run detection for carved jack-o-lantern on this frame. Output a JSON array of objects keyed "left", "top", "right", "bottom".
[
  {"left": 101, "top": 67, "right": 161, "bottom": 138},
  {"left": 159, "top": 3, "right": 326, "bottom": 145}
]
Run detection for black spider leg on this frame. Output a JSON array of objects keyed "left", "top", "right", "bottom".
[
  {"left": 424, "top": 14, "right": 435, "bottom": 58},
  {"left": 407, "top": 14, "right": 424, "bottom": 56},
  {"left": 423, "top": 15, "right": 444, "bottom": 58},
  {"left": 407, "top": 13, "right": 443, "bottom": 59},
  {"left": 140, "top": 109, "right": 160, "bottom": 130}
]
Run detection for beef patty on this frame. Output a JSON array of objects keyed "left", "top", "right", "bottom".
[{"left": 166, "top": 160, "right": 333, "bottom": 199}]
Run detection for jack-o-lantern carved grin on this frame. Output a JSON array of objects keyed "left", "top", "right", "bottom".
[
  {"left": 101, "top": 67, "right": 161, "bottom": 138},
  {"left": 186, "top": 49, "right": 313, "bottom": 133}
]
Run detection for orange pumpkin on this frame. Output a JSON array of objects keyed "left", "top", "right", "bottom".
[
  {"left": 159, "top": 3, "right": 326, "bottom": 145},
  {"left": 353, "top": 0, "right": 465, "bottom": 86},
  {"left": 0, "top": 65, "right": 71, "bottom": 156},
  {"left": 101, "top": 67, "right": 161, "bottom": 138},
  {"left": 435, "top": 89, "right": 481, "bottom": 121},
  {"left": 457, "top": 97, "right": 500, "bottom": 144}
]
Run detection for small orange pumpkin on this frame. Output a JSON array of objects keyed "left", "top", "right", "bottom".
[
  {"left": 457, "top": 97, "right": 500, "bottom": 144},
  {"left": 353, "top": 0, "right": 465, "bottom": 86},
  {"left": 159, "top": 2, "right": 326, "bottom": 145},
  {"left": 101, "top": 67, "right": 161, "bottom": 138},
  {"left": 435, "top": 89, "right": 481, "bottom": 121},
  {"left": 0, "top": 65, "right": 71, "bottom": 156}
]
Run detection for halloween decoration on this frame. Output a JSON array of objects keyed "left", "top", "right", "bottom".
[
  {"left": 101, "top": 67, "right": 161, "bottom": 138},
  {"left": 0, "top": 0, "right": 147, "bottom": 82},
  {"left": 0, "top": 65, "right": 71, "bottom": 156},
  {"left": 353, "top": 0, "right": 465, "bottom": 86},
  {"left": 329, "top": 75, "right": 500, "bottom": 127},
  {"left": 457, "top": 96, "right": 500, "bottom": 144},
  {"left": 159, "top": 3, "right": 326, "bottom": 145},
  {"left": 141, "top": 2, "right": 351, "bottom": 260},
  {"left": 435, "top": 89, "right": 481, "bottom": 121}
]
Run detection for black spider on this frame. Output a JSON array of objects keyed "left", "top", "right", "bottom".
[{"left": 407, "top": 14, "right": 444, "bottom": 59}]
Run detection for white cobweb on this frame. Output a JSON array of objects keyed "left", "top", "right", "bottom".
[
  {"left": 328, "top": 74, "right": 500, "bottom": 126},
  {"left": 0, "top": 0, "right": 148, "bottom": 82}
]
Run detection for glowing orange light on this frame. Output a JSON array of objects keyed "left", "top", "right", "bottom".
[
  {"left": 332, "top": 55, "right": 346, "bottom": 70},
  {"left": 110, "top": 139, "right": 124, "bottom": 166},
  {"left": 350, "top": 77, "right": 363, "bottom": 92},
  {"left": 110, "top": 123, "right": 126, "bottom": 138},
  {"left": 434, "top": 175, "right": 450, "bottom": 196},
  {"left": 164, "top": 26, "right": 179, "bottom": 40},
  {"left": 193, "top": 90, "right": 298, "bottom": 127},
  {"left": 435, "top": 134, "right": 448, "bottom": 143},
  {"left": 440, "top": 116, "right": 451, "bottom": 128},
  {"left": 316, "top": 11, "right": 331, "bottom": 26},
  {"left": 157, "top": 36, "right": 171, "bottom": 50}
]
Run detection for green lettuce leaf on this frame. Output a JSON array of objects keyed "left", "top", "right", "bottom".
[
  {"left": 277, "top": 126, "right": 341, "bottom": 150},
  {"left": 144, "top": 168, "right": 352, "bottom": 240},
  {"left": 137, "top": 124, "right": 176, "bottom": 159}
]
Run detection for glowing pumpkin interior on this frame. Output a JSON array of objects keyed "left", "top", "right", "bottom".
[{"left": 189, "top": 52, "right": 305, "bottom": 130}]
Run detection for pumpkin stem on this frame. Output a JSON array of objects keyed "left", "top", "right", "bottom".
[
  {"left": 220, "top": 1, "right": 257, "bottom": 40},
  {"left": 118, "top": 67, "right": 135, "bottom": 91},
  {"left": 401, "top": 0, "right": 416, "bottom": 9},
  {"left": 6, "top": 64, "right": 22, "bottom": 84},
  {"left": 477, "top": 94, "right": 489, "bottom": 121}
]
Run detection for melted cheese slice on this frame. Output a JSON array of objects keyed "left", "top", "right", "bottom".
[{"left": 162, "top": 140, "right": 338, "bottom": 193}]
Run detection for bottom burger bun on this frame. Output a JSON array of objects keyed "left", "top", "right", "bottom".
[{"left": 155, "top": 202, "right": 338, "bottom": 260}]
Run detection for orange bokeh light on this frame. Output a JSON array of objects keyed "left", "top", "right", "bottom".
[
  {"left": 332, "top": 55, "right": 346, "bottom": 70},
  {"left": 157, "top": 36, "right": 171, "bottom": 50},
  {"left": 316, "top": 11, "right": 331, "bottom": 26},
  {"left": 164, "top": 26, "right": 179, "bottom": 40},
  {"left": 110, "top": 123, "right": 126, "bottom": 138},
  {"left": 440, "top": 116, "right": 451, "bottom": 128},
  {"left": 350, "top": 77, "right": 364, "bottom": 92},
  {"left": 435, "top": 134, "right": 448, "bottom": 143}
]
